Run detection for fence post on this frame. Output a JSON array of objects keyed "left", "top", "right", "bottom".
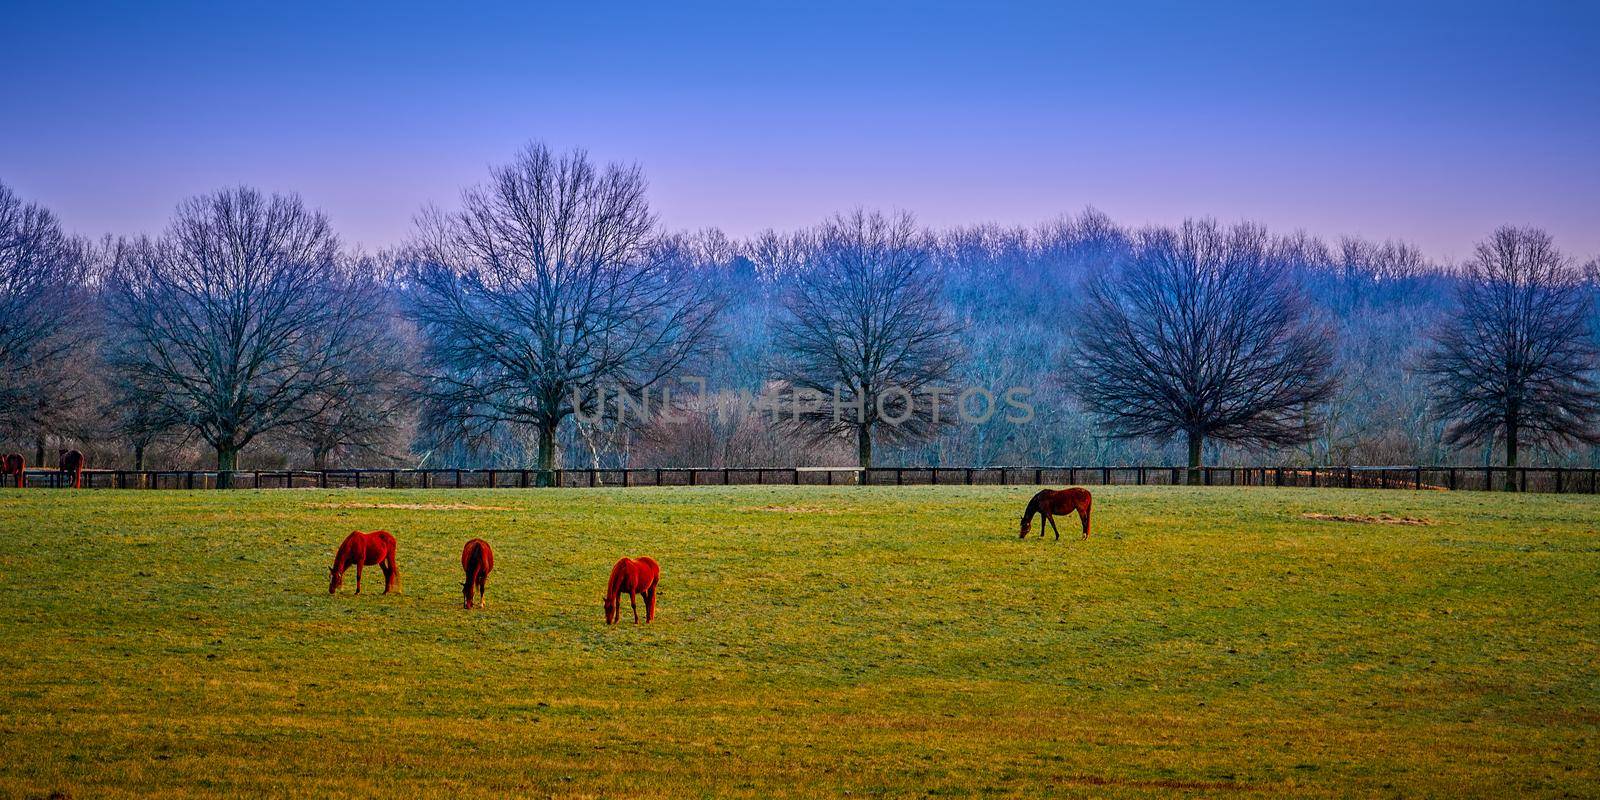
[
  {"left": 897, "top": 469, "right": 904, "bottom": 486},
  {"left": 1447, "top": 467, "right": 1456, "bottom": 491},
  {"left": 794, "top": 468, "right": 802, "bottom": 485},
  {"left": 1345, "top": 467, "right": 1353, "bottom": 489},
  {"left": 1102, "top": 467, "right": 1110, "bottom": 485},
  {"left": 1034, "top": 468, "right": 1042, "bottom": 484},
  {"left": 1136, "top": 467, "right": 1145, "bottom": 485},
  {"left": 1414, "top": 466, "right": 1422, "bottom": 490},
  {"left": 1520, "top": 468, "right": 1528, "bottom": 493},
  {"left": 1555, "top": 467, "right": 1563, "bottom": 493}
]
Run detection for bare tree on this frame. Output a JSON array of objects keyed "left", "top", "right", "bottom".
[
  {"left": 771, "top": 210, "right": 963, "bottom": 468},
  {"left": 1422, "top": 227, "right": 1600, "bottom": 488},
  {"left": 1069, "top": 219, "right": 1336, "bottom": 483},
  {"left": 406, "top": 144, "right": 720, "bottom": 482},
  {"left": 0, "top": 181, "right": 95, "bottom": 440},
  {"left": 105, "top": 188, "right": 378, "bottom": 487}
]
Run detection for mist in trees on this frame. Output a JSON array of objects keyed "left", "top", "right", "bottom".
[
  {"left": 2, "top": 157, "right": 1598, "bottom": 477},
  {"left": 1422, "top": 227, "right": 1600, "bottom": 489},
  {"left": 1067, "top": 220, "right": 1337, "bottom": 483}
]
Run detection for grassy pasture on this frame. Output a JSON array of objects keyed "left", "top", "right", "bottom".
[{"left": 0, "top": 485, "right": 1596, "bottom": 798}]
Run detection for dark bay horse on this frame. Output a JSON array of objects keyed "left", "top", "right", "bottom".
[
  {"left": 1020, "top": 487, "right": 1092, "bottom": 540},
  {"left": 461, "top": 538, "right": 494, "bottom": 609},
  {"left": 605, "top": 556, "right": 660, "bottom": 625},
  {"left": 2, "top": 453, "right": 23, "bottom": 488},
  {"left": 329, "top": 530, "right": 400, "bottom": 594},
  {"left": 58, "top": 449, "right": 83, "bottom": 489}
]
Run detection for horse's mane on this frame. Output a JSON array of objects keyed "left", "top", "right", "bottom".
[
  {"left": 332, "top": 531, "right": 364, "bottom": 571},
  {"left": 1021, "top": 491, "right": 1044, "bottom": 523},
  {"left": 606, "top": 558, "right": 630, "bottom": 599}
]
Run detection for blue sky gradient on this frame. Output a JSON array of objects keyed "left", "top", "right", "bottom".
[{"left": 3, "top": 0, "right": 1596, "bottom": 260}]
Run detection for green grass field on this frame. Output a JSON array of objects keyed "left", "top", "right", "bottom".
[{"left": 1, "top": 486, "right": 1596, "bottom": 798}]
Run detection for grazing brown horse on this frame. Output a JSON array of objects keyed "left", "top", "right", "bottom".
[
  {"left": 1020, "top": 487, "right": 1092, "bottom": 540},
  {"left": 461, "top": 538, "right": 494, "bottom": 609},
  {"left": 58, "top": 449, "right": 83, "bottom": 489},
  {"left": 329, "top": 530, "right": 400, "bottom": 595},
  {"left": 1, "top": 453, "right": 23, "bottom": 488},
  {"left": 605, "top": 556, "right": 660, "bottom": 625}
]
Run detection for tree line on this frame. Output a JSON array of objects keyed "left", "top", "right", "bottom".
[{"left": 3, "top": 144, "right": 1599, "bottom": 486}]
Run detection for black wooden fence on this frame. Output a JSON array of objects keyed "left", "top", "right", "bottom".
[{"left": 10, "top": 465, "right": 1600, "bottom": 493}]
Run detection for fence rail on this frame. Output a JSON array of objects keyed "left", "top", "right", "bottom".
[{"left": 9, "top": 465, "right": 1600, "bottom": 493}]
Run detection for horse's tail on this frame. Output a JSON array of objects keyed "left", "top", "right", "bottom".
[
  {"left": 637, "top": 556, "right": 660, "bottom": 590},
  {"left": 1079, "top": 491, "right": 1092, "bottom": 538}
]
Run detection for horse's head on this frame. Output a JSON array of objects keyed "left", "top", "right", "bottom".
[
  {"left": 1019, "top": 516, "right": 1032, "bottom": 539},
  {"left": 604, "top": 594, "right": 617, "bottom": 625},
  {"left": 328, "top": 566, "right": 343, "bottom": 594}
]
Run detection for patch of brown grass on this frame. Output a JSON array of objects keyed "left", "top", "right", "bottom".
[
  {"left": 1300, "top": 512, "right": 1432, "bottom": 525},
  {"left": 745, "top": 505, "right": 843, "bottom": 514},
  {"left": 311, "top": 501, "right": 513, "bottom": 512}
]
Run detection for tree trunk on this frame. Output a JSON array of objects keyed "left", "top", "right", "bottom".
[
  {"left": 857, "top": 424, "right": 873, "bottom": 470},
  {"left": 537, "top": 423, "right": 557, "bottom": 487},
  {"left": 1504, "top": 419, "right": 1519, "bottom": 492},
  {"left": 313, "top": 448, "right": 329, "bottom": 471},
  {"left": 34, "top": 436, "right": 45, "bottom": 467},
  {"left": 216, "top": 445, "right": 238, "bottom": 490},
  {"left": 133, "top": 443, "right": 145, "bottom": 472},
  {"left": 1186, "top": 431, "right": 1204, "bottom": 486}
]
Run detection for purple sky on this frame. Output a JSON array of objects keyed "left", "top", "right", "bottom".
[{"left": 3, "top": 1, "right": 1597, "bottom": 262}]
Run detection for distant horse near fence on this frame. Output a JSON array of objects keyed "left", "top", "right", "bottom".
[
  {"left": 329, "top": 530, "right": 400, "bottom": 595},
  {"left": 1020, "top": 487, "right": 1093, "bottom": 540},
  {"left": 605, "top": 556, "right": 660, "bottom": 624},
  {"left": 58, "top": 449, "right": 84, "bottom": 489},
  {"left": 2, "top": 454, "right": 23, "bottom": 488},
  {"left": 461, "top": 538, "right": 494, "bottom": 609}
]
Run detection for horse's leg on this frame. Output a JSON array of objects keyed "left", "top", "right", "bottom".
[
  {"left": 478, "top": 575, "right": 488, "bottom": 607},
  {"left": 379, "top": 561, "right": 392, "bottom": 594},
  {"left": 1048, "top": 513, "right": 1060, "bottom": 540},
  {"left": 1079, "top": 504, "right": 1091, "bottom": 539},
  {"left": 630, "top": 591, "right": 639, "bottom": 623},
  {"left": 645, "top": 586, "right": 656, "bottom": 622},
  {"left": 355, "top": 562, "right": 363, "bottom": 594}
]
